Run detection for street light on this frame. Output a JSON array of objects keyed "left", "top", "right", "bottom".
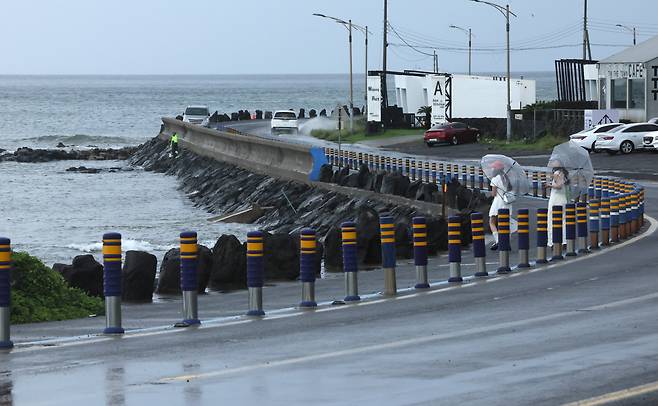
[
  {"left": 615, "top": 24, "right": 637, "bottom": 45},
  {"left": 449, "top": 25, "right": 472, "bottom": 75},
  {"left": 313, "top": 13, "right": 370, "bottom": 135},
  {"left": 470, "top": 0, "right": 517, "bottom": 143}
]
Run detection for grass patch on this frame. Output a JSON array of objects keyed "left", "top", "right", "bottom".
[
  {"left": 310, "top": 128, "right": 424, "bottom": 143},
  {"left": 10, "top": 252, "right": 104, "bottom": 324},
  {"left": 482, "top": 134, "right": 566, "bottom": 152}
]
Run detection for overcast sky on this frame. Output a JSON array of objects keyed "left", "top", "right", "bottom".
[{"left": 1, "top": 0, "right": 656, "bottom": 75}]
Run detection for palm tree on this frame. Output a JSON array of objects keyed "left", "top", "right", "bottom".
[{"left": 417, "top": 106, "right": 432, "bottom": 129}]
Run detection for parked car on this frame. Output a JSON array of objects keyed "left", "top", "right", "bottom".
[
  {"left": 424, "top": 122, "right": 480, "bottom": 147},
  {"left": 271, "top": 110, "right": 298, "bottom": 134},
  {"left": 648, "top": 117, "right": 658, "bottom": 124},
  {"left": 569, "top": 123, "right": 624, "bottom": 152},
  {"left": 183, "top": 105, "right": 210, "bottom": 126},
  {"left": 642, "top": 130, "right": 658, "bottom": 151},
  {"left": 595, "top": 123, "right": 658, "bottom": 154}
]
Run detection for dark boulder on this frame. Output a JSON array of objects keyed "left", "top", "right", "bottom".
[
  {"left": 357, "top": 164, "right": 370, "bottom": 188},
  {"left": 426, "top": 217, "right": 448, "bottom": 255},
  {"left": 323, "top": 226, "right": 343, "bottom": 272},
  {"left": 331, "top": 166, "right": 350, "bottom": 185},
  {"left": 56, "top": 142, "right": 66, "bottom": 148},
  {"left": 380, "top": 172, "right": 410, "bottom": 196},
  {"left": 209, "top": 235, "right": 246, "bottom": 291},
  {"left": 231, "top": 112, "right": 239, "bottom": 121},
  {"left": 197, "top": 245, "right": 213, "bottom": 293},
  {"left": 356, "top": 206, "right": 381, "bottom": 266},
  {"left": 255, "top": 110, "right": 263, "bottom": 119},
  {"left": 155, "top": 248, "right": 181, "bottom": 295},
  {"left": 319, "top": 109, "right": 327, "bottom": 117},
  {"left": 55, "top": 254, "right": 104, "bottom": 297},
  {"left": 298, "top": 108, "right": 305, "bottom": 119},
  {"left": 341, "top": 172, "right": 361, "bottom": 188},
  {"left": 395, "top": 219, "right": 413, "bottom": 259},
  {"left": 263, "top": 232, "right": 299, "bottom": 280},
  {"left": 264, "top": 111, "right": 273, "bottom": 119},
  {"left": 416, "top": 183, "right": 439, "bottom": 203},
  {"left": 405, "top": 180, "right": 423, "bottom": 199},
  {"left": 122, "top": 251, "right": 157, "bottom": 302},
  {"left": 309, "top": 109, "right": 317, "bottom": 118},
  {"left": 319, "top": 164, "right": 334, "bottom": 183}
]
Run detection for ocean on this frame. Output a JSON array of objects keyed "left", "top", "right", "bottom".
[{"left": 0, "top": 73, "right": 556, "bottom": 266}]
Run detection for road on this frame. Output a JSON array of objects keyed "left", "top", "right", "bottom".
[{"left": 2, "top": 122, "right": 658, "bottom": 405}]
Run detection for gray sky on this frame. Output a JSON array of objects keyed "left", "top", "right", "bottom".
[{"left": 2, "top": 0, "right": 656, "bottom": 74}]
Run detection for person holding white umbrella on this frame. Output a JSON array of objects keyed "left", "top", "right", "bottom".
[{"left": 545, "top": 160, "right": 570, "bottom": 245}]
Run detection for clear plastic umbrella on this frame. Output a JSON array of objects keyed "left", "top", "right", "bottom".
[
  {"left": 480, "top": 154, "right": 530, "bottom": 198},
  {"left": 548, "top": 141, "right": 594, "bottom": 198}
]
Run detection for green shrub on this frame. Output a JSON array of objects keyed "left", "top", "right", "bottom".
[{"left": 10, "top": 252, "right": 104, "bottom": 324}]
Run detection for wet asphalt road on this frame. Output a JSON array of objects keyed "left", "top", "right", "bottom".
[{"left": 2, "top": 122, "right": 658, "bottom": 405}]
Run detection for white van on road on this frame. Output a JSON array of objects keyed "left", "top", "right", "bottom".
[{"left": 183, "top": 105, "right": 210, "bottom": 126}]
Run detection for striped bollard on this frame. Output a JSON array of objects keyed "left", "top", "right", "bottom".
[
  {"left": 342, "top": 222, "right": 360, "bottom": 301},
  {"left": 180, "top": 232, "right": 200, "bottom": 325},
  {"left": 532, "top": 172, "right": 539, "bottom": 197},
  {"left": 517, "top": 209, "right": 530, "bottom": 268},
  {"left": 594, "top": 178, "right": 602, "bottom": 199},
  {"left": 619, "top": 194, "right": 628, "bottom": 240},
  {"left": 577, "top": 203, "right": 590, "bottom": 254},
  {"left": 540, "top": 173, "right": 547, "bottom": 199},
  {"left": 398, "top": 158, "right": 404, "bottom": 173},
  {"left": 610, "top": 195, "right": 620, "bottom": 243},
  {"left": 379, "top": 215, "right": 397, "bottom": 296},
  {"left": 565, "top": 204, "right": 577, "bottom": 256},
  {"left": 375, "top": 155, "right": 380, "bottom": 171},
  {"left": 446, "top": 165, "right": 452, "bottom": 183},
  {"left": 103, "top": 233, "right": 124, "bottom": 334},
  {"left": 431, "top": 162, "right": 437, "bottom": 184},
  {"left": 425, "top": 161, "right": 430, "bottom": 183},
  {"left": 358, "top": 152, "right": 363, "bottom": 168},
  {"left": 631, "top": 191, "right": 639, "bottom": 235},
  {"left": 471, "top": 213, "right": 488, "bottom": 276},
  {"left": 536, "top": 208, "right": 549, "bottom": 264},
  {"left": 640, "top": 188, "right": 645, "bottom": 227},
  {"left": 469, "top": 166, "right": 476, "bottom": 189},
  {"left": 461, "top": 165, "right": 468, "bottom": 186},
  {"left": 478, "top": 168, "right": 484, "bottom": 190},
  {"left": 0, "top": 238, "right": 12, "bottom": 349},
  {"left": 448, "top": 216, "right": 463, "bottom": 282},
  {"left": 589, "top": 199, "right": 600, "bottom": 249},
  {"left": 405, "top": 158, "right": 410, "bottom": 178},
  {"left": 246, "top": 231, "right": 265, "bottom": 316},
  {"left": 600, "top": 197, "right": 611, "bottom": 246},
  {"left": 299, "top": 229, "right": 317, "bottom": 308},
  {"left": 497, "top": 209, "right": 512, "bottom": 273},
  {"left": 411, "top": 160, "right": 417, "bottom": 181},
  {"left": 550, "top": 206, "right": 564, "bottom": 261},
  {"left": 413, "top": 217, "right": 430, "bottom": 288},
  {"left": 385, "top": 157, "right": 391, "bottom": 172}
]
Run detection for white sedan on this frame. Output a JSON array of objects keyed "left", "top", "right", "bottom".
[
  {"left": 643, "top": 130, "right": 658, "bottom": 151},
  {"left": 569, "top": 123, "right": 623, "bottom": 151},
  {"left": 595, "top": 123, "right": 658, "bottom": 155}
]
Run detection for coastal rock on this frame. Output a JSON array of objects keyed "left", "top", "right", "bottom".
[
  {"left": 56, "top": 142, "right": 66, "bottom": 148},
  {"left": 342, "top": 172, "right": 360, "bottom": 188},
  {"left": 264, "top": 111, "right": 273, "bottom": 119},
  {"left": 263, "top": 232, "right": 299, "bottom": 280},
  {"left": 0, "top": 146, "right": 137, "bottom": 163},
  {"left": 309, "top": 109, "right": 317, "bottom": 118},
  {"left": 298, "top": 108, "right": 305, "bottom": 119},
  {"left": 196, "top": 245, "right": 213, "bottom": 293},
  {"left": 319, "top": 109, "right": 327, "bottom": 117},
  {"left": 356, "top": 206, "right": 381, "bottom": 266},
  {"left": 319, "top": 164, "right": 333, "bottom": 183},
  {"left": 380, "top": 172, "right": 409, "bottom": 196},
  {"left": 416, "top": 183, "right": 439, "bottom": 203},
  {"left": 209, "top": 235, "right": 246, "bottom": 290},
  {"left": 122, "top": 251, "right": 157, "bottom": 302},
  {"left": 426, "top": 217, "right": 448, "bottom": 255},
  {"left": 55, "top": 255, "right": 104, "bottom": 297},
  {"left": 357, "top": 164, "right": 371, "bottom": 188},
  {"left": 255, "top": 110, "right": 263, "bottom": 120},
  {"left": 322, "top": 226, "right": 342, "bottom": 272},
  {"left": 395, "top": 219, "right": 413, "bottom": 259},
  {"left": 331, "top": 166, "right": 350, "bottom": 185},
  {"left": 155, "top": 248, "right": 181, "bottom": 295},
  {"left": 406, "top": 180, "right": 423, "bottom": 199}
]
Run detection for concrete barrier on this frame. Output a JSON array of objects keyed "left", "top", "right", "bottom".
[{"left": 160, "top": 118, "right": 327, "bottom": 183}]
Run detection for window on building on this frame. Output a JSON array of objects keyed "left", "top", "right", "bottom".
[
  {"left": 629, "top": 79, "right": 645, "bottom": 109},
  {"left": 612, "top": 79, "right": 627, "bottom": 108}
]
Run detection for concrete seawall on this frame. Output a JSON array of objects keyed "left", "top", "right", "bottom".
[{"left": 160, "top": 117, "right": 326, "bottom": 183}]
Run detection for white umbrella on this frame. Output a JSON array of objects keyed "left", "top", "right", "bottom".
[
  {"left": 548, "top": 141, "right": 594, "bottom": 198},
  {"left": 481, "top": 154, "right": 530, "bottom": 199}
]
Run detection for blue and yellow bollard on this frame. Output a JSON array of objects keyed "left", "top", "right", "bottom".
[
  {"left": 411, "top": 160, "right": 417, "bottom": 181},
  {"left": 379, "top": 215, "right": 397, "bottom": 296},
  {"left": 610, "top": 194, "right": 619, "bottom": 243},
  {"left": 478, "top": 167, "right": 485, "bottom": 190},
  {"left": 469, "top": 166, "right": 476, "bottom": 189},
  {"left": 532, "top": 172, "right": 539, "bottom": 197},
  {"left": 577, "top": 202, "right": 590, "bottom": 253},
  {"left": 431, "top": 162, "right": 437, "bottom": 184},
  {"left": 497, "top": 209, "right": 512, "bottom": 273},
  {"left": 299, "top": 229, "right": 317, "bottom": 308},
  {"left": 103, "top": 232, "right": 124, "bottom": 334},
  {"left": 550, "top": 206, "right": 564, "bottom": 261},
  {"left": 471, "top": 213, "right": 488, "bottom": 276},
  {"left": 631, "top": 191, "right": 639, "bottom": 235},
  {"left": 600, "top": 197, "right": 611, "bottom": 246},
  {"left": 461, "top": 165, "right": 468, "bottom": 186},
  {"left": 594, "top": 178, "right": 602, "bottom": 200},
  {"left": 413, "top": 217, "right": 430, "bottom": 288},
  {"left": 589, "top": 199, "right": 600, "bottom": 249},
  {"left": 180, "top": 231, "right": 200, "bottom": 325},
  {"left": 448, "top": 216, "right": 463, "bottom": 282},
  {"left": 541, "top": 172, "right": 547, "bottom": 199},
  {"left": 536, "top": 208, "right": 549, "bottom": 263},
  {"left": 246, "top": 231, "right": 265, "bottom": 316},
  {"left": 517, "top": 209, "right": 530, "bottom": 267},
  {"left": 565, "top": 204, "right": 577, "bottom": 256},
  {"left": 424, "top": 161, "right": 430, "bottom": 183},
  {"left": 0, "top": 237, "right": 13, "bottom": 349},
  {"left": 342, "top": 222, "right": 360, "bottom": 301},
  {"left": 385, "top": 156, "right": 391, "bottom": 172}
]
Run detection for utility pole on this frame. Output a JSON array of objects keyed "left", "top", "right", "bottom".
[
  {"left": 348, "top": 19, "right": 354, "bottom": 133},
  {"left": 633, "top": 27, "right": 636, "bottom": 45},
  {"left": 468, "top": 28, "right": 472, "bottom": 75},
  {"left": 364, "top": 25, "right": 368, "bottom": 120},
  {"left": 583, "top": 0, "right": 592, "bottom": 60},
  {"left": 433, "top": 50, "right": 437, "bottom": 73},
  {"left": 381, "top": 0, "right": 389, "bottom": 119},
  {"left": 506, "top": 4, "right": 511, "bottom": 142}
]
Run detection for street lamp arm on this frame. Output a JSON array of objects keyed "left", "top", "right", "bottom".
[
  {"left": 469, "top": 0, "right": 517, "bottom": 18},
  {"left": 449, "top": 25, "right": 469, "bottom": 35},
  {"left": 313, "top": 13, "right": 370, "bottom": 35},
  {"left": 615, "top": 23, "right": 633, "bottom": 33}
]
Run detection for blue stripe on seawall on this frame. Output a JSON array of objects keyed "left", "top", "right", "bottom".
[{"left": 309, "top": 147, "right": 328, "bottom": 181}]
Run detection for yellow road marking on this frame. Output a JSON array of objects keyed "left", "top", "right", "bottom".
[{"left": 563, "top": 380, "right": 658, "bottom": 406}]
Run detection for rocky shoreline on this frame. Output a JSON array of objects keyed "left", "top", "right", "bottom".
[{"left": 0, "top": 146, "right": 138, "bottom": 163}]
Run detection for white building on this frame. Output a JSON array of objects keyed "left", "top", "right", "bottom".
[
  {"left": 595, "top": 35, "right": 658, "bottom": 122},
  {"left": 393, "top": 73, "right": 536, "bottom": 119}
]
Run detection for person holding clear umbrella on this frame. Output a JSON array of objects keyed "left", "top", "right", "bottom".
[
  {"left": 545, "top": 160, "right": 570, "bottom": 245},
  {"left": 481, "top": 155, "right": 527, "bottom": 250}
]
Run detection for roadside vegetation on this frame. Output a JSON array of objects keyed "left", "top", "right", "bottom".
[
  {"left": 481, "top": 134, "right": 566, "bottom": 152},
  {"left": 10, "top": 252, "right": 104, "bottom": 324}
]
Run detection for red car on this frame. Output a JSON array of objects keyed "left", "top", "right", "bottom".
[{"left": 424, "top": 122, "right": 480, "bottom": 147}]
